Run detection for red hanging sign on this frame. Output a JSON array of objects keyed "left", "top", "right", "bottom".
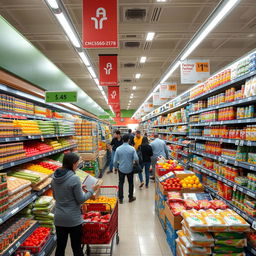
[
  {"left": 83, "top": 0, "right": 118, "bottom": 48},
  {"left": 111, "top": 103, "right": 120, "bottom": 113},
  {"left": 108, "top": 86, "right": 120, "bottom": 105},
  {"left": 99, "top": 55, "right": 118, "bottom": 86}
]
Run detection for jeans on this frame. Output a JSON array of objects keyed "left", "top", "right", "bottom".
[
  {"left": 109, "top": 150, "right": 116, "bottom": 172},
  {"left": 118, "top": 171, "right": 134, "bottom": 200},
  {"left": 55, "top": 224, "right": 83, "bottom": 256},
  {"left": 138, "top": 162, "right": 151, "bottom": 186}
]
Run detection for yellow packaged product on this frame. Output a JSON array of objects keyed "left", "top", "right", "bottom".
[
  {"left": 181, "top": 209, "right": 208, "bottom": 232},
  {"left": 176, "top": 238, "right": 205, "bottom": 256},
  {"left": 218, "top": 209, "right": 250, "bottom": 232},
  {"left": 200, "top": 209, "right": 227, "bottom": 232}
]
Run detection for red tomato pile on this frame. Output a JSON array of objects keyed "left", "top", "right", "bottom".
[
  {"left": 38, "top": 161, "right": 59, "bottom": 171},
  {"left": 162, "top": 178, "right": 182, "bottom": 191},
  {"left": 20, "top": 227, "right": 51, "bottom": 253},
  {"left": 83, "top": 211, "right": 111, "bottom": 223}
]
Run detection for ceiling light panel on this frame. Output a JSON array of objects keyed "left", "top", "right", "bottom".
[
  {"left": 132, "top": 86, "right": 137, "bottom": 90},
  {"left": 146, "top": 32, "right": 155, "bottom": 41},
  {"left": 140, "top": 56, "right": 147, "bottom": 63},
  {"left": 135, "top": 73, "right": 141, "bottom": 79},
  {"left": 78, "top": 52, "right": 90, "bottom": 67},
  {"left": 88, "top": 67, "right": 97, "bottom": 79},
  {"left": 46, "top": 0, "right": 59, "bottom": 9}
]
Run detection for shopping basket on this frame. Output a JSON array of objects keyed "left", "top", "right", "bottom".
[{"left": 81, "top": 186, "right": 119, "bottom": 256}]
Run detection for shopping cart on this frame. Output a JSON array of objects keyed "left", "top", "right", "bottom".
[{"left": 81, "top": 186, "right": 119, "bottom": 256}]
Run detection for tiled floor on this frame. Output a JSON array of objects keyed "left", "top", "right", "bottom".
[{"left": 51, "top": 171, "right": 172, "bottom": 256}]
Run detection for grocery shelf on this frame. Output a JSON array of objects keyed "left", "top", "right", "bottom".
[
  {"left": 178, "top": 151, "right": 189, "bottom": 157},
  {"left": 189, "top": 70, "right": 256, "bottom": 103},
  {"left": 205, "top": 186, "right": 256, "bottom": 226},
  {"left": 190, "top": 150, "right": 256, "bottom": 172},
  {"left": 171, "top": 132, "right": 188, "bottom": 136},
  {"left": 247, "top": 245, "right": 256, "bottom": 256},
  {"left": 190, "top": 117, "right": 256, "bottom": 127},
  {"left": 0, "top": 144, "right": 77, "bottom": 171},
  {"left": 165, "top": 140, "right": 189, "bottom": 147},
  {"left": 189, "top": 95, "right": 256, "bottom": 116},
  {"left": 0, "top": 133, "right": 75, "bottom": 143},
  {"left": 35, "top": 234, "right": 57, "bottom": 256},
  {"left": 189, "top": 136, "right": 256, "bottom": 146},
  {"left": 1, "top": 222, "right": 39, "bottom": 256},
  {"left": 190, "top": 163, "right": 256, "bottom": 199},
  {"left": 0, "top": 184, "right": 52, "bottom": 225},
  {"left": 152, "top": 122, "right": 188, "bottom": 128}
]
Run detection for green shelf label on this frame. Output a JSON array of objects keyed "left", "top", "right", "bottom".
[{"left": 45, "top": 91, "right": 77, "bottom": 103}]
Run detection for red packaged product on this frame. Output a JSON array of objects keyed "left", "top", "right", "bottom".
[
  {"left": 210, "top": 200, "right": 228, "bottom": 210},
  {"left": 169, "top": 202, "right": 186, "bottom": 216},
  {"left": 183, "top": 200, "right": 200, "bottom": 210},
  {"left": 198, "top": 200, "right": 211, "bottom": 210},
  {"left": 167, "top": 192, "right": 183, "bottom": 203}
]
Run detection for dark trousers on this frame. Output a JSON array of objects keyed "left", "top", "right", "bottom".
[
  {"left": 55, "top": 224, "right": 83, "bottom": 256},
  {"left": 118, "top": 171, "right": 134, "bottom": 200}
]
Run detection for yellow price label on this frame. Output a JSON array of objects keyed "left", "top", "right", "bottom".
[{"left": 196, "top": 62, "right": 209, "bottom": 72}]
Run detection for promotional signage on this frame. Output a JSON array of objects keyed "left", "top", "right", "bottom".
[
  {"left": 83, "top": 0, "right": 118, "bottom": 48},
  {"left": 108, "top": 86, "right": 119, "bottom": 105},
  {"left": 159, "top": 83, "right": 177, "bottom": 100},
  {"left": 181, "top": 59, "right": 210, "bottom": 84},
  {"left": 112, "top": 104, "right": 120, "bottom": 113},
  {"left": 144, "top": 103, "right": 154, "bottom": 113},
  {"left": 99, "top": 55, "right": 118, "bottom": 86},
  {"left": 153, "top": 92, "right": 166, "bottom": 106},
  {"left": 45, "top": 91, "right": 77, "bottom": 103}
]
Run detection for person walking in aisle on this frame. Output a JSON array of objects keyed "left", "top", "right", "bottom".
[
  {"left": 128, "top": 129, "right": 135, "bottom": 146},
  {"left": 138, "top": 136, "right": 153, "bottom": 189},
  {"left": 133, "top": 130, "right": 143, "bottom": 151},
  {"left": 150, "top": 134, "right": 170, "bottom": 180},
  {"left": 52, "top": 152, "right": 99, "bottom": 256},
  {"left": 107, "top": 130, "right": 123, "bottom": 174},
  {"left": 114, "top": 134, "right": 139, "bottom": 204}
]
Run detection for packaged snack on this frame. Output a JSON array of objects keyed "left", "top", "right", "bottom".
[
  {"left": 167, "top": 191, "right": 183, "bottom": 203},
  {"left": 183, "top": 200, "right": 199, "bottom": 210},
  {"left": 198, "top": 200, "right": 212, "bottom": 210},
  {"left": 212, "top": 253, "right": 245, "bottom": 256},
  {"left": 215, "top": 239, "right": 247, "bottom": 248},
  {"left": 181, "top": 210, "right": 208, "bottom": 232},
  {"left": 210, "top": 200, "right": 228, "bottom": 210},
  {"left": 34, "top": 196, "right": 53, "bottom": 207},
  {"left": 169, "top": 202, "right": 186, "bottom": 216},
  {"left": 201, "top": 209, "right": 227, "bottom": 232},
  {"left": 218, "top": 209, "right": 250, "bottom": 232},
  {"left": 176, "top": 238, "right": 207, "bottom": 256},
  {"left": 213, "top": 245, "right": 245, "bottom": 254},
  {"left": 214, "top": 232, "right": 245, "bottom": 240}
]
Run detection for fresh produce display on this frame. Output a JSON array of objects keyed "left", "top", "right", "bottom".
[
  {"left": 19, "top": 227, "right": 51, "bottom": 253},
  {"left": 161, "top": 178, "right": 182, "bottom": 191},
  {"left": 181, "top": 175, "right": 203, "bottom": 189}
]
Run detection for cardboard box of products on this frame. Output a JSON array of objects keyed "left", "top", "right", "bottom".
[
  {"left": 165, "top": 202, "right": 182, "bottom": 230},
  {"left": 80, "top": 152, "right": 98, "bottom": 161}
]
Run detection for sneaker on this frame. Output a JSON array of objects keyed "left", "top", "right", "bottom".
[
  {"left": 129, "top": 197, "right": 136, "bottom": 203},
  {"left": 139, "top": 182, "right": 144, "bottom": 188},
  {"left": 150, "top": 176, "right": 155, "bottom": 180},
  {"left": 119, "top": 199, "right": 123, "bottom": 204},
  {"left": 107, "top": 170, "right": 113, "bottom": 174}
]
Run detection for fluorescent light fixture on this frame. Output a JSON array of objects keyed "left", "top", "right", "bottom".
[
  {"left": 146, "top": 32, "right": 155, "bottom": 41},
  {"left": 132, "top": 86, "right": 137, "bottom": 90},
  {"left": 78, "top": 52, "right": 90, "bottom": 67},
  {"left": 88, "top": 67, "right": 97, "bottom": 79},
  {"left": 140, "top": 56, "right": 147, "bottom": 63},
  {"left": 157, "top": 0, "right": 167, "bottom": 2},
  {"left": 160, "top": 61, "right": 181, "bottom": 83},
  {"left": 180, "top": 0, "right": 240, "bottom": 61},
  {"left": 46, "top": 0, "right": 59, "bottom": 9},
  {"left": 135, "top": 73, "right": 141, "bottom": 79},
  {"left": 94, "top": 78, "right": 99, "bottom": 85},
  {"left": 55, "top": 13, "right": 80, "bottom": 48}
]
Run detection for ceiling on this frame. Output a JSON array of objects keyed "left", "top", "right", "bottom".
[{"left": 0, "top": 0, "right": 256, "bottom": 113}]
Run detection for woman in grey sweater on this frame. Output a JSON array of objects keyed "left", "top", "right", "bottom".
[{"left": 52, "top": 153, "right": 99, "bottom": 256}]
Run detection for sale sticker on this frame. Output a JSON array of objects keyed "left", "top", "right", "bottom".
[{"left": 196, "top": 62, "right": 209, "bottom": 72}]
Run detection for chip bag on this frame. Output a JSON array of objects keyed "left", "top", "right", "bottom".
[
  {"left": 198, "top": 200, "right": 211, "bottom": 210},
  {"left": 210, "top": 200, "right": 228, "bottom": 210},
  {"left": 167, "top": 191, "right": 183, "bottom": 203},
  {"left": 184, "top": 200, "right": 199, "bottom": 210},
  {"left": 169, "top": 202, "right": 186, "bottom": 216},
  {"left": 181, "top": 210, "right": 208, "bottom": 232}
]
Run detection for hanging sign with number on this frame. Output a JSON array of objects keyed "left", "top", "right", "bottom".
[
  {"left": 45, "top": 91, "right": 77, "bottom": 103},
  {"left": 181, "top": 59, "right": 210, "bottom": 84}
]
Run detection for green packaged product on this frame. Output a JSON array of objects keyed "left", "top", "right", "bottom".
[
  {"left": 214, "top": 233, "right": 245, "bottom": 240},
  {"left": 213, "top": 246, "right": 244, "bottom": 254},
  {"left": 34, "top": 196, "right": 53, "bottom": 207},
  {"left": 213, "top": 253, "right": 245, "bottom": 256},
  {"left": 214, "top": 239, "right": 247, "bottom": 248}
]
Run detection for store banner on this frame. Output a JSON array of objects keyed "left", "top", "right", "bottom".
[
  {"left": 144, "top": 102, "right": 154, "bottom": 113},
  {"left": 153, "top": 92, "right": 161, "bottom": 106},
  {"left": 181, "top": 59, "right": 210, "bottom": 84},
  {"left": 83, "top": 0, "right": 118, "bottom": 48},
  {"left": 159, "top": 83, "right": 177, "bottom": 100},
  {"left": 99, "top": 54, "right": 118, "bottom": 86},
  {"left": 108, "top": 86, "right": 119, "bottom": 105}
]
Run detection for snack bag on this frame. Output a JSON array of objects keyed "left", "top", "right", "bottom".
[
  {"left": 218, "top": 209, "right": 250, "bottom": 232},
  {"left": 182, "top": 223, "right": 214, "bottom": 247},
  {"left": 201, "top": 209, "right": 227, "bottom": 232},
  {"left": 214, "top": 232, "right": 245, "bottom": 240},
  {"left": 184, "top": 200, "right": 199, "bottom": 210},
  {"left": 167, "top": 191, "right": 183, "bottom": 203},
  {"left": 198, "top": 200, "right": 211, "bottom": 210},
  {"left": 181, "top": 210, "right": 208, "bottom": 232},
  {"left": 210, "top": 200, "right": 228, "bottom": 210},
  {"left": 213, "top": 245, "right": 245, "bottom": 254},
  {"left": 215, "top": 238, "right": 247, "bottom": 248},
  {"left": 170, "top": 202, "right": 186, "bottom": 216},
  {"left": 176, "top": 238, "right": 206, "bottom": 256},
  {"left": 212, "top": 253, "right": 245, "bottom": 256}
]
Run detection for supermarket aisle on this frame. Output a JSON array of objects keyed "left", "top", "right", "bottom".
[{"left": 51, "top": 172, "right": 172, "bottom": 256}]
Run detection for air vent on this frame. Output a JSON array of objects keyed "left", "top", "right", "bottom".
[
  {"left": 125, "top": 9, "right": 146, "bottom": 20},
  {"left": 126, "top": 35, "right": 137, "bottom": 38},
  {"left": 123, "top": 79, "right": 132, "bottom": 83},
  {"left": 124, "top": 63, "right": 136, "bottom": 68},
  {"left": 124, "top": 42, "right": 140, "bottom": 48},
  {"left": 151, "top": 7, "right": 162, "bottom": 22}
]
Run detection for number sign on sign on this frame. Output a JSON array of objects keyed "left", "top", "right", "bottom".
[{"left": 45, "top": 91, "right": 77, "bottom": 103}]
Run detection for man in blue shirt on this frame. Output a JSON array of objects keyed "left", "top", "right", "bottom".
[{"left": 114, "top": 134, "right": 139, "bottom": 204}]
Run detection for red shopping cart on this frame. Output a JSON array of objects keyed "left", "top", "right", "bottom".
[{"left": 81, "top": 186, "right": 119, "bottom": 256}]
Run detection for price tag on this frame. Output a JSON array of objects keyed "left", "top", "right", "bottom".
[
  {"left": 235, "top": 140, "right": 240, "bottom": 145},
  {"left": 248, "top": 96, "right": 253, "bottom": 101},
  {"left": 10, "top": 162, "right": 14, "bottom": 167},
  {"left": 252, "top": 221, "right": 256, "bottom": 230},
  {"left": 6, "top": 138, "right": 10, "bottom": 142},
  {"left": 41, "top": 252, "right": 46, "bottom": 256},
  {"left": 238, "top": 119, "right": 242, "bottom": 123},
  {"left": 228, "top": 139, "right": 232, "bottom": 143},
  {"left": 239, "top": 187, "right": 244, "bottom": 193},
  {"left": 9, "top": 248, "right": 14, "bottom": 255},
  {"left": 240, "top": 140, "right": 244, "bottom": 146},
  {"left": 233, "top": 185, "right": 237, "bottom": 191},
  {"left": 33, "top": 195, "right": 37, "bottom": 200},
  {"left": 32, "top": 156, "right": 36, "bottom": 160},
  {"left": 250, "top": 165, "right": 255, "bottom": 171},
  {"left": 220, "top": 121, "right": 223, "bottom": 125},
  {"left": 224, "top": 159, "right": 228, "bottom": 164},
  {"left": 0, "top": 218, "right": 3, "bottom": 224},
  {"left": 247, "top": 191, "right": 255, "bottom": 198},
  {"left": 234, "top": 161, "right": 238, "bottom": 166},
  {"left": 15, "top": 137, "right": 19, "bottom": 141},
  {"left": 16, "top": 242, "right": 21, "bottom": 247},
  {"left": 54, "top": 235, "right": 57, "bottom": 241},
  {"left": 218, "top": 157, "right": 222, "bottom": 162},
  {"left": 11, "top": 207, "right": 19, "bottom": 215}
]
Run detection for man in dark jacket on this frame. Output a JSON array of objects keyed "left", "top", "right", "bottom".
[{"left": 128, "top": 129, "right": 135, "bottom": 146}]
